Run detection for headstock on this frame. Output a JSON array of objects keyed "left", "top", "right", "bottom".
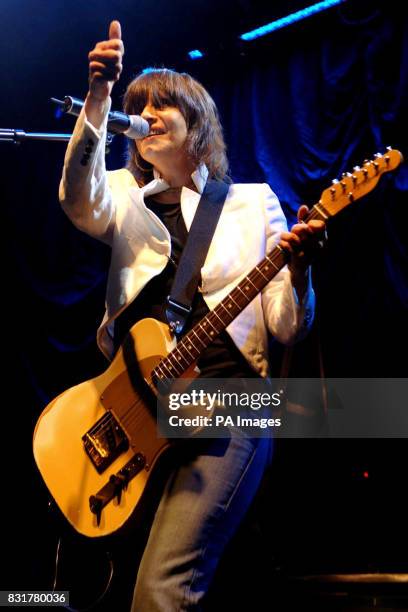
[{"left": 319, "top": 148, "right": 403, "bottom": 217}]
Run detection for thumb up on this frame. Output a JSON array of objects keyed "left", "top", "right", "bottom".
[
  {"left": 109, "top": 20, "right": 122, "bottom": 41},
  {"left": 88, "top": 20, "right": 124, "bottom": 102}
]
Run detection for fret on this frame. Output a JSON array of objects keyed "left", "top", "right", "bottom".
[
  {"left": 180, "top": 342, "right": 195, "bottom": 365},
  {"left": 185, "top": 336, "right": 200, "bottom": 355},
  {"left": 165, "top": 352, "right": 184, "bottom": 376},
  {"left": 258, "top": 261, "right": 274, "bottom": 276},
  {"left": 229, "top": 289, "right": 246, "bottom": 309},
  {"left": 160, "top": 361, "right": 177, "bottom": 377},
  {"left": 212, "top": 309, "right": 226, "bottom": 326},
  {"left": 198, "top": 321, "right": 213, "bottom": 341},
  {"left": 153, "top": 364, "right": 164, "bottom": 379},
  {"left": 173, "top": 346, "right": 191, "bottom": 368},
  {"left": 191, "top": 328, "right": 207, "bottom": 348},
  {"left": 251, "top": 269, "right": 268, "bottom": 288},
  {"left": 255, "top": 265, "right": 269, "bottom": 281},
  {"left": 219, "top": 301, "right": 235, "bottom": 320},
  {"left": 265, "top": 253, "right": 281, "bottom": 272},
  {"left": 236, "top": 285, "right": 252, "bottom": 302},
  {"left": 246, "top": 276, "right": 260, "bottom": 292},
  {"left": 203, "top": 316, "right": 219, "bottom": 336},
  {"left": 155, "top": 362, "right": 172, "bottom": 379},
  {"left": 178, "top": 332, "right": 201, "bottom": 365},
  {"left": 158, "top": 345, "right": 193, "bottom": 382},
  {"left": 161, "top": 362, "right": 175, "bottom": 378},
  {"left": 227, "top": 295, "right": 241, "bottom": 310}
]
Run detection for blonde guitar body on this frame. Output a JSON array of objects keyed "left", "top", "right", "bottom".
[{"left": 33, "top": 318, "right": 193, "bottom": 538}]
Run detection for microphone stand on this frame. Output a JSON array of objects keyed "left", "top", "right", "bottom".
[
  {"left": 0, "top": 96, "right": 120, "bottom": 147},
  {"left": 0, "top": 128, "right": 114, "bottom": 146},
  {"left": 0, "top": 129, "right": 72, "bottom": 143}
]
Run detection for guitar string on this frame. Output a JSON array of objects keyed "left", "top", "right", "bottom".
[
  {"left": 151, "top": 241, "right": 290, "bottom": 381},
  {"left": 86, "top": 399, "right": 148, "bottom": 443}
]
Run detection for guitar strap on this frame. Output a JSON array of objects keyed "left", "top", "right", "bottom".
[{"left": 166, "top": 178, "right": 230, "bottom": 335}]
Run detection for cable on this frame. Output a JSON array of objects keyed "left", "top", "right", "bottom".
[{"left": 52, "top": 536, "right": 114, "bottom": 611}]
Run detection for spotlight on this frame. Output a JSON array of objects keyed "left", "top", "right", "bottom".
[
  {"left": 240, "top": 0, "right": 346, "bottom": 41},
  {"left": 188, "top": 49, "right": 204, "bottom": 60}
]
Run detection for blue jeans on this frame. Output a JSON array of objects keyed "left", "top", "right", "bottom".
[{"left": 131, "top": 433, "right": 273, "bottom": 611}]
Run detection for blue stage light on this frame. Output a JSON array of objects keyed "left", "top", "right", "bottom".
[
  {"left": 240, "top": 0, "right": 345, "bottom": 41},
  {"left": 188, "top": 49, "right": 204, "bottom": 60}
]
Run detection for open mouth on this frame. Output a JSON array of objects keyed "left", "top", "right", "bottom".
[{"left": 144, "top": 130, "right": 166, "bottom": 140}]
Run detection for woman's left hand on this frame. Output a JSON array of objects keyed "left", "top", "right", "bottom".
[{"left": 279, "top": 205, "right": 326, "bottom": 297}]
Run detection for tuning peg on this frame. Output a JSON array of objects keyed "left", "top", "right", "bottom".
[
  {"left": 362, "top": 168, "right": 369, "bottom": 180},
  {"left": 332, "top": 178, "right": 339, "bottom": 185},
  {"left": 374, "top": 152, "right": 382, "bottom": 158},
  {"left": 329, "top": 187, "right": 336, "bottom": 199},
  {"left": 373, "top": 161, "right": 379, "bottom": 173},
  {"left": 345, "top": 172, "right": 357, "bottom": 186},
  {"left": 386, "top": 145, "right": 392, "bottom": 151},
  {"left": 340, "top": 180, "right": 347, "bottom": 192},
  {"left": 353, "top": 165, "right": 361, "bottom": 171}
]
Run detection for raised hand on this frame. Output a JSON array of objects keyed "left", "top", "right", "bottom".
[{"left": 88, "top": 20, "right": 124, "bottom": 103}]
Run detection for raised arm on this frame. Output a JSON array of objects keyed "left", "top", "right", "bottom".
[
  {"left": 85, "top": 20, "right": 124, "bottom": 129},
  {"left": 59, "top": 21, "right": 125, "bottom": 243}
]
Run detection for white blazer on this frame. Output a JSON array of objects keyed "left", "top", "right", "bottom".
[{"left": 59, "top": 99, "right": 314, "bottom": 377}]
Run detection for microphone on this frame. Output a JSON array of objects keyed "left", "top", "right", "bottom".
[{"left": 51, "top": 96, "right": 149, "bottom": 139}]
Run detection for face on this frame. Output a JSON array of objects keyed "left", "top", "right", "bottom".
[{"left": 136, "top": 101, "right": 189, "bottom": 167}]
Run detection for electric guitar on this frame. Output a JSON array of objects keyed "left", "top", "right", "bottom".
[{"left": 33, "top": 149, "right": 402, "bottom": 538}]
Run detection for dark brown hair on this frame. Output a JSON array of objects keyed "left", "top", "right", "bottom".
[{"left": 123, "top": 68, "right": 229, "bottom": 186}]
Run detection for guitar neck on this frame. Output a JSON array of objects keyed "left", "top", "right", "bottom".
[{"left": 152, "top": 203, "right": 329, "bottom": 382}]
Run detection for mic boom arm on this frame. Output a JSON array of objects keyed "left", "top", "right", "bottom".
[{"left": 51, "top": 96, "right": 149, "bottom": 139}]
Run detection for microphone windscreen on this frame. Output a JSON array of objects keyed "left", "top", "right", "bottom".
[{"left": 126, "top": 115, "right": 150, "bottom": 139}]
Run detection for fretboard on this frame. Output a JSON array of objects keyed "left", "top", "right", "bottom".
[{"left": 152, "top": 205, "right": 326, "bottom": 382}]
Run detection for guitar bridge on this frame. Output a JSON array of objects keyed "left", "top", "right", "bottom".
[{"left": 82, "top": 412, "right": 129, "bottom": 474}]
